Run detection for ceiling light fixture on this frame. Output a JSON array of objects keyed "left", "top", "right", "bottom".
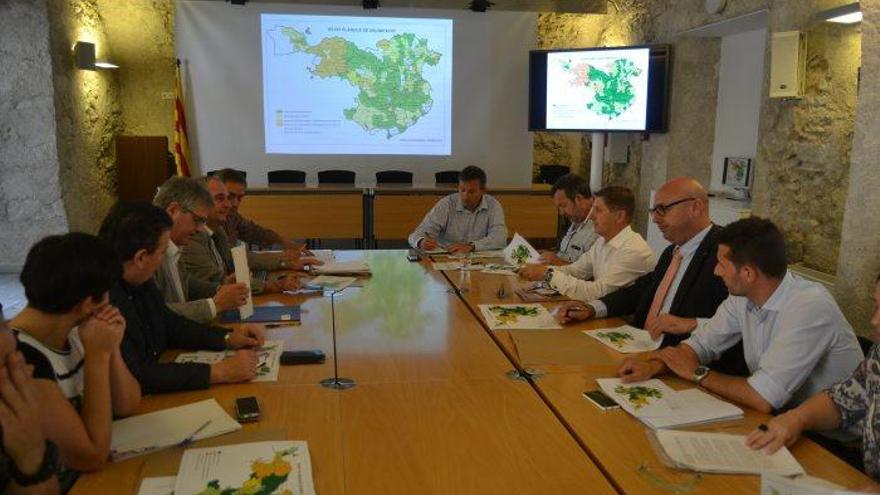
[{"left": 816, "top": 2, "right": 862, "bottom": 24}]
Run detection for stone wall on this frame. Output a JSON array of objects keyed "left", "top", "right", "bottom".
[
  {"left": 835, "top": 0, "right": 880, "bottom": 334},
  {"left": 47, "top": 0, "right": 123, "bottom": 234},
  {"left": 97, "top": 0, "right": 176, "bottom": 145},
  {"left": 752, "top": 12, "right": 861, "bottom": 274},
  {"left": 0, "top": 0, "right": 69, "bottom": 270}
]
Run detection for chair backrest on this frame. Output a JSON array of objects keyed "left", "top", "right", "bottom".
[
  {"left": 318, "top": 170, "right": 356, "bottom": 184},
  {"left": 858, "top": 335, "right": 875, "bottom": 357},
  {"left": 267, "top": 170, "right": 306, "bottom": 184},
  {"left": 538, "top": 165, "right": 571, "bottom": 185},
  {"left": 434, "top": 170, "right": 460, "bottom": 184},
  {"left": 207, "top": 169, "right": 247, "bottom": 179},
  {"left": 376, "top": 170, "right": 413, "bottom": 184}
]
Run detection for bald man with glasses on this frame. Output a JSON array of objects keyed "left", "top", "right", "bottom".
[{"left": 556, "top": 177, "right": 747, "bottom": 376}]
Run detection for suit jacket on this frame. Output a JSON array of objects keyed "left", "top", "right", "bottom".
[
  {"left": 599, "top": 225, "right": 747, "bottom": 376},
  {"left": 111, "top": 280, "right": 228, "bottom": 394},
  {"left": 181, "top": 229, "right": 232, "bottom": 287},
  {"left": 154, "top": 253, "right": 216, "bottom": 324}
]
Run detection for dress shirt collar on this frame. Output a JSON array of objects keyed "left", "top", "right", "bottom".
[
  {"left": 165, "top": 239, "right": 180, "bottom": 259},
  {"left": 678, "top": 224, "right": 713, "bottom": 258},
  {"left": 454, "top": 193, "right": 488, "bottom": 213},
  {"left": 606, "top": 225, "right": 635, "bottom": 249},
  {"left": 747, "top": 270, "right": 793, "bottom": 315}
]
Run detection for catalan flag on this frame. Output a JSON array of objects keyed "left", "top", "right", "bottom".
[{"left": 173, "top": 59, "right": 192, "bottom": 177}]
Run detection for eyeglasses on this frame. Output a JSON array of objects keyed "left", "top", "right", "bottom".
[
  {"left": 648, "top": 197, "right": 696, "bottom": 217},
  {"left": 184, "top": 208, "right": 208, "bottom": 226}
]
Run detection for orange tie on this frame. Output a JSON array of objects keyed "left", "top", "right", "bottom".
[{"left": 644, "top": 247, "right": 683, "bottom": 329}]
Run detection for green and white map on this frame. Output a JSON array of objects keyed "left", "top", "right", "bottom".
[
  {"left": 546, "top": 48, "right": 650, "bottom": 131},
  {"left": 262, "top": 15, "right": 452, "bottom": 155}
]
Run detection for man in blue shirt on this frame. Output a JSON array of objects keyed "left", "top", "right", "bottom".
[{"left": 408, "top": 166, "right": 507, "bottom": 253}]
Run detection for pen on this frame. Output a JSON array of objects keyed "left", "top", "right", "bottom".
[{"left": 264, "top": 322, "right": 300, "bottom": 328}]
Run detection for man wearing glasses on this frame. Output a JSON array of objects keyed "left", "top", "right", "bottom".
[
  {"left": 556, "top": 177, "right": 746, "bottom": 375},
  {"left": 152, "top": 177, "right": 250, "bottom": 323}
]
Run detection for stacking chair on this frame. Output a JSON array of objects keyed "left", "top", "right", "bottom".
[
  {"left": 317, "top": 170, "right": 356, "bottom": 184},
  {"left": 267, "top": 170, "right": 306, "bottom": 185},
  {"left": 434, "top": 170, "right": 460, "bottom": 185},
  {"left": 376, "top": 170, "right": 413, "bottom": 184}
]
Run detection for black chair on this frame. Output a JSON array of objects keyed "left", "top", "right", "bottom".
[
  {"left": 376, "top": 170, "right": 413, "bottom": 184},
  {"left": 538, "top": 164, "right": 571, "bottom": 185},
  {"left": 267, "top": 170, "right": 306, "bottom": 185},
  {"left": 434, "top": 170, "right": 460, "bottom": 184},
  {"left": 318, "top": 170, "right": 356, "bottom": 184}
]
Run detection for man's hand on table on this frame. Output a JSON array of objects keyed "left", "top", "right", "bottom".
[{"left": 554, "top": 301, "right": 595, "bottom": 324}]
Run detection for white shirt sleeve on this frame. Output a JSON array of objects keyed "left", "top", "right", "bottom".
[
  {"left": 682, "top": 296, "right": 744, "bottom": 365},
  {"left": 551, "top": 245, "right": 652, "bottom": 303},
  {"left": 408, "top": 197, "right": 450, "bottom": 248}
]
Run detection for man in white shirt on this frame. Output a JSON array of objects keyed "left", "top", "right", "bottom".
[
  {"left": 518, "top": 186, "right": 655, "bottom": 302},
  {"left": 152, "top": 177, "right": 248, "bottom": 323},
  {"left": 408, "top": 166, "right": 507, "bottom": 253},
  {"left": 539, "top": 173, "right": 598, "bottom": 265},
  {"left": 618, "top": 217, "right": 863, "bottom": 413}
]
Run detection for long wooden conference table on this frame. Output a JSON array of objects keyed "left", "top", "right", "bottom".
[{"left": 72, "top": 251, "right": 871, "bottom": 494}]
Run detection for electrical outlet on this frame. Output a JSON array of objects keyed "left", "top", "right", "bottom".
[{"left": 161, "top": 91, "right": 176, "bottom": 100}]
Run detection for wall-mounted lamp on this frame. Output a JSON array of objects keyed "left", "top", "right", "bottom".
[
  {"left": 816, "top": 2, "right": 862, "bottom": 24},
  {"left": 73, "top": 41, "right": 119, "bottom": 70}
]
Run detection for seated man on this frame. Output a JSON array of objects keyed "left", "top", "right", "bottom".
[
  {"left": 99, "top": 201, "right": 264, "bottom": 394},
  {"left": 152, "top": 176, "right": 249, "bottom": 323},
  {"left": 539, "top": 173, "right": 598, "bottom": 265},
  {"left": 556, "top": 177, "right": 746, "bottom": 375},
  {"left": 519, "top": 186, "right": 655, "bottom": 303},
  {"left": 10, "top": 233, "right": 141, "bottom": 490},
  {"left": 619, "top": 217, "right": 863, "bottom": 413},
  {"left": 181, "top": 176, "right": 303, "bottom": 295},
  {"left": 215, "top": 168, "right": 308, "bottom": 271},
  {"left": 408, "top": 165, "right": 507, "bottom": 253},
  {"left": 0, "top": 313, "right": 60, "bottom": 495}
]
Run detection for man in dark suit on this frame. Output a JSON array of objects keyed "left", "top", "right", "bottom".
[
  {"left": 98, "top": 201, "right": 264, "bottom": 394},
  {"left": 556, "top": 177, "right": 746, "bottom": 375}
]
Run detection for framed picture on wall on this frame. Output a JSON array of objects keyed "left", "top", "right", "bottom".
[{"left": 722, "top": 157, "right": 752, "bottom": 188}]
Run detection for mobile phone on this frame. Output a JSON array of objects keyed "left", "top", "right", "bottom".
[
  {"left": 583, "top": 390, "right": 619, "bottom": 410},
  {"left": 234, "top": 396, "right": 261, "bottom": 422},
  {"left": 406, "top": 249, "right": 421, "bottom": 262},
  {"left": 280, "top": 349, "right": 326, "bottom": 365}
]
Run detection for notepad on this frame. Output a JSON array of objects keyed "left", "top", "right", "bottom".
[
  {"left": 173, "top": 441, "right": 316, "bottom": 495},
  {"left": 597, "top": 377, "right": 743, "bottom": 429},
  {"left": 219, "top": 305, "right": 300, "bottom": 323},
  {"left": 110, "top": 399, "right": 241, "bottom": 461},
  {"left": 652, "top": 429, "right": 804, "bottom": 476}
]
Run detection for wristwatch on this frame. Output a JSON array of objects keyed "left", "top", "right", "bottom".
[
  {"left": 224, "top": 332, "right": 232, "bottom": 349},
  {"left": 544, "top": 267, "right": 555, "bottom": 284},
  {"left": 10, "top": 441, "right": 57, "bottom": 487},
  {"left": 693, "top": 365, "right": 710, "bottom": 385}
]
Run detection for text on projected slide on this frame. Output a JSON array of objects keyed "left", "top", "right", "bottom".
[
  {"left": 546, "top": 48, "right": 650, "bottom": 131},
  {"left": 262, "top": 14, "right": 452, "bottom": 155}
]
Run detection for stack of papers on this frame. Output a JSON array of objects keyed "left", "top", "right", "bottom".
[
  {"left": 596, "top": 378, "right": 743, "bottom": 429},
  {"left": 307, "top": 275, "right": 357, "bottom": 290},
  {"left": 176, "top": 341, "right": 284, "bottom": 383},
  {"left": 503, "top": 233, "right": 541, "bottom": 265},
  {"left": 478, "top": 303, "right": 561, "bottom": 330},
  {"left": 481, "top": 263, "right": 518, "bottom": 276},
  {"left": 432, "top": 261, "right": 484, "bottom": 271},
  {"left": 761, "top": 474, "right": 850, "bottom": 495},
  {"left": 111, "top": 399, "right": 241, "bottom": 461},
  {"left": 173, "top": 441, "right": 316, "bottom": 495},
  {"left": 653, "top": 429, "right": 804, "bottom": 476},
  {"left": 584, "top": 325, "right": 663, "bottom": 353},
  {"left": 312, "top": 260, "right": 370, "bottom": 275}
]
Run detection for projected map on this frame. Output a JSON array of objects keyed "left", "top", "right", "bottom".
[
  {"left": 545, "top": 48, "right": 650, "bottom": 131},
  {"left": 262, "top": 15, "right": 452, "bottom": 155}
]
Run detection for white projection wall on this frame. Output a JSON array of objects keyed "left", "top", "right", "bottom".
[{"left": 176, "top": 1, "right": 536, "bottom": 185}]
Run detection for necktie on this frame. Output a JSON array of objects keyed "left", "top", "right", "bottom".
[{"left": 644, "top": 247, "right": 683, "bottom": 329}]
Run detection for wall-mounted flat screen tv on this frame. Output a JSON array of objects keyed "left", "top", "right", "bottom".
[{"left": 529, "top": 44, "right": 671, "bottom": 133}]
